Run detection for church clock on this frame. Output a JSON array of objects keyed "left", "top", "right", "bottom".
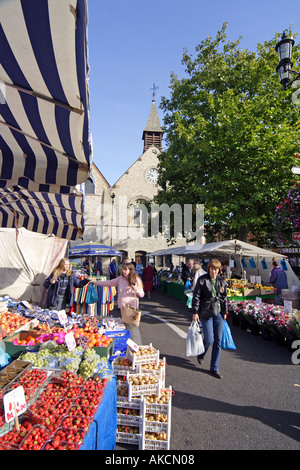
[{"left": 145, "top": 168, "right": 159, "bottom": 184}]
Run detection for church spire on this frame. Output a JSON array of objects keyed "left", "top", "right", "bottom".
[{"left": 142, "top": 92, "right": 163, "bottom": 153}]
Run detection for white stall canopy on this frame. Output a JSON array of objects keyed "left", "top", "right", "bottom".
[{"left": 149, "top": 239, "right": 300, "bottom": 287}]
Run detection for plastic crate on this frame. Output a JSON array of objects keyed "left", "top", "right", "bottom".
[
  {"left": 112, "top": 356, "right": 135, "bottom": 377},
  {"left": 117, "top": 394, "right": 141, "bottom": 410},
  {"left": 127, "top": 371, "right": 161, "bottom": 401},
  {"left": 126, "top": 343, "right": 159, "bottom": 368},
  {"left": 142, "top": 436, "right": 169, "bottom": 450},
  {"left": 138, "top": 357, "right": 166, "bottom": 388},
  {"left": 140, "top": 387, "right": 172, "bottom": 450},
  {"left": 105, "top": 330, "right": 131, "bottom": 353},
  {"left": 116, "top": 427, "right": 141, "bottom": 446},
  {"left": 117, "top": 411, "right": 141, "bottom": 427}
]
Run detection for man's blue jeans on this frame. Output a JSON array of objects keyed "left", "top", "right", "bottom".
[{"left": 201, "top": 313, "right": 224, "bottom": 372}]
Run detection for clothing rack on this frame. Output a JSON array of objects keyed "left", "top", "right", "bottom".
[{"left": 72, "top": 284, "right": 116, "bottom": 317}]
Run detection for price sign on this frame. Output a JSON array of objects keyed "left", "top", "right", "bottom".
[
  {"left": 57, "top": 310, "right": 68, "bottom": 326},
  {"left": 4, "top": 386, "right": 27, "bottom": 423},
  {"left": 65, "top": 331, "right": 76, "bottom": 351},
  {"left": 284, "top": 300, "right": 292, "bottom": 313},
  {"left": 127, "top": 338, "right": 139, "bottom": 353},
  {"left": 255, "top": 297, "right": 262, "bottom": 306}
]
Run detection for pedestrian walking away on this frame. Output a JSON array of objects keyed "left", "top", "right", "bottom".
[
  {"left": 269, "top": 260, "right": 288, "bottom": 305},
  {"left": 143, "top": 263, "right": 155, "bottom": 298},
  {"left": 192, "top": 259, "right": 228, "bottom": 379}
]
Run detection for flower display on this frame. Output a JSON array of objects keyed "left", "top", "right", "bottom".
[
  {"left": 228, "top": 300, "right": 300, "bottom": 341},
  {"left": 274, "top": 183, "right": 300, "bottom": 245}
]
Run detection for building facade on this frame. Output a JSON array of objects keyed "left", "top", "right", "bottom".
[{"left": 74, "top": 100, "right": 186, "bottom": 269}]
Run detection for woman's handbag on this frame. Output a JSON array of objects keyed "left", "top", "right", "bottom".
[
  {"left": 221, "top": 320, "right": 236, "bottom": 350},
  {"left": 121, "top": 304, "right": 142, "bottom": 327}
]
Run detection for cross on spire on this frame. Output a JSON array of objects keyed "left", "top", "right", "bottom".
[{"left": 149, "top": 83, "right": 159, "bottom": 101}]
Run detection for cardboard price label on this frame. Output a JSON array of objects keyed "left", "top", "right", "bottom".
[
  {"left": 4, "top": 386, "right": 27, "bottom": 423},
  {"left": 65, "top": 331, "right": 76, "bottom": 351},
  {"left": 57, "top": 310, "right": 68, "bottom": 326},
  {"left": 127, "top": 338, "right": 139, "bottom": 352}
]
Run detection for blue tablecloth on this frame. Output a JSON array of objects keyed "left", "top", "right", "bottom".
[{"left": 80, "top": 374, "right": 117, "bottom": 450}]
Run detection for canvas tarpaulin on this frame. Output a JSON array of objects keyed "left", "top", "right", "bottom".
[
  {"left": 0, "top": 0, "right": 92, "bottom": 240},
  {"left": 0, "top": 227, "right": 67, "bottom": 304}
]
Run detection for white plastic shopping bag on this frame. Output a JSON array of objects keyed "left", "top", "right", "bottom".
[{"left": 186, "top": 321, "right": 205, "bottom": 357}]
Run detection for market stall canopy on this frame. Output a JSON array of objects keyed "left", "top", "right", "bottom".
[
  {"left": 0, "top": 0, "right": 92, "bottom": 240},
  {"left": 182, "top": 240, "right": 287, "bottom": 259},
  {"left": 149, "top": 240, "right": 287, "bottom": 259},
  {"left": 69, "top": 242, "right": 122, "bottom": 258}
]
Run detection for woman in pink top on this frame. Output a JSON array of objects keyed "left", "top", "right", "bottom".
[{"left": 95, "top": 263, "right": 144, "bottom": 344}]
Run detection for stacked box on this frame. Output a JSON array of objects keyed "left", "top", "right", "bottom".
[
  {"left": 126, "top": 343, "right": 159, "bottom": 369},
  {"left": 127, "top": 371, "right": 161, "bottom": 401},
  {"left": 141, "top": 387, "right": 172, "bottom": 450},
  {"left": 114, "top": 343, "right": 172, "bottom": 450},
  {"left": 116, "top": 386, "right": 141, "bottom": 445}
]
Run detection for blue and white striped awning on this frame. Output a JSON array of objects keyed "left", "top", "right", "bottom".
[{"left": 0, "top": 0, "right": 92, "bottom": 240}]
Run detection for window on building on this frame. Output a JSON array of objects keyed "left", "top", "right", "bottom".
[{"left": 85, "top": 179, "right": 95, "bottom": 194}]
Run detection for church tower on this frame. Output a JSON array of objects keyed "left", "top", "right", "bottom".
[{"left": 142, "top": 99, "right": 163, "bottom": 153}]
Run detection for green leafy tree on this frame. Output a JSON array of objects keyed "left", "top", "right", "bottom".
[{"left": 155, "top": 23, "right": 300, "bottom": 245}]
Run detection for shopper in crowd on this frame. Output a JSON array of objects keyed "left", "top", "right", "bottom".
[
  {"left": 192, "top": 259, "right": 228, "bottom": 379},
  {"left": 44, "top": 258, "right": 91, "bottom": 312},
  {"left": 269, "top": 261, "right": 288, "bottom": 305},
  {"left": 116, "top": 257, "right": 129, "bottom": 277},
  {"left": 94, "top": 257, "right": 103, "bottom": 276},
  {"left": 191, "top": 262, "right": 206, "bottom": 291},
  {"left": 94, "top": 263, "right": 144, "bottom": 344},
  {"left": 136, "top": 259, "right": 144, "bottom": 276},
  {"left": 109, "top": 258, "right": 118, "bottom": 279},
  {"left": 181, "top": 259, "right": 194, "bottom": 287},
  {"left": 143, "top": 263, "right": 155, "bottom": 299}
]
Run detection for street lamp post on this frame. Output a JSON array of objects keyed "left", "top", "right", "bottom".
[{"left": 275, "top": 31, "right": 300, "bottom": 89}]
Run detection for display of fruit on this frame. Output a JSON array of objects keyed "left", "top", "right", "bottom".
[
  {"left": 0, "top": 419, "right": 34, "bottom": 447},
  {"left": 130, "top": 345, "right": 157, "bottom": 357},
  {"left": 83, "top": 376, "right": 107, "bottom": 391},
  {"left": 44, "top": 439, "right": 79, "bottom": 450},
  {"left": 53, "top": 370, "right": 84, "bottom": 387},
  {"left": 61, "top": 415, "right": 92, "bottom": 432},
  {"left": 42, "top": 382, "right": 66, "bottom": 397},
  {"left": 19, "top": 425, "right": 50, "bottom": 450},
  {"left": 18, "top": 369, "right": 48, "bottom": 390},
  {"left": 146, "top": 413, "right": 168, "bottom": 423},
  {"left": 0, "top": 312, "right": 29, "bottom": 334},
  {"left": 145, "top": 431, "right": 167, "bottom": 441},
  {"left": 30, "top": 413, "right": 62, "bottom": 434},
  {"left": 53, "top": 427, "right": 86, "bottom": 445},
  {"left": 128, "top": 374, "right": 158, "bottom": 386},
  {"left": 145, "top": 389, "right": 172, "bottom": 404},
  {"left": 72, "top": 324, "right": 113, "bottom": 349},
  {"left": 68, "top": 404, "right": 96, "bottom": 418}
]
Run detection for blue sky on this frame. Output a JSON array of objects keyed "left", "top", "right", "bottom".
[{"left": 87, "top": 0, "right": 300, "bottom": 186}]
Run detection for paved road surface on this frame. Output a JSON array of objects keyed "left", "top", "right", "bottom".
[{"left": 115, "top": 289, "right": 300, "bottom": 451}]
